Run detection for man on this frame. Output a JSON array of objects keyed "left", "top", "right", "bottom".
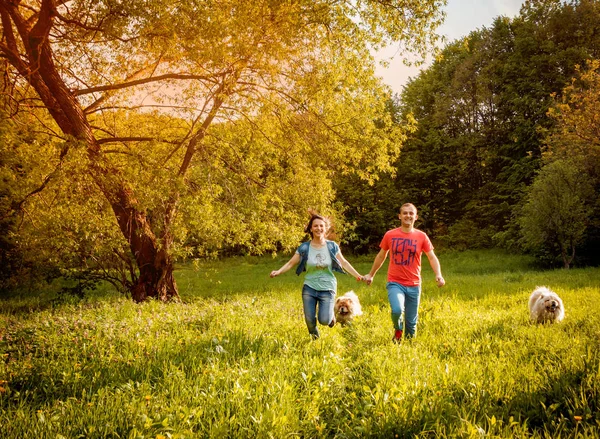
[{"left": 363, "top": 203, "right": 445, "bottom": 342}]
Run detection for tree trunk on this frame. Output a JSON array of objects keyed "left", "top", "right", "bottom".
[
  {"left": 562, "top": 245, "right": 575, "bottom": 270},
  {"left": 131, "top": 248, "right": 179, "bottom": 303},
  {"left": 0, "top": 0, "right": 181, "bottom": 301},
  {"left": 110, "top": 196, "right": 180, "bottom": 302}
]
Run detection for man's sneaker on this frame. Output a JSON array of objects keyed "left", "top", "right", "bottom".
[
  {"left": 392, "top": 329, "right": 403, "bottom": 343},
  {"left": 329, "top": 316, "right": 336, "bottom": 327}
]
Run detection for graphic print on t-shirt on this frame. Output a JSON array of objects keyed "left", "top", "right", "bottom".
[
  {"left": 314, "top": 251, "right": 327, "bottom": 269},
  {"left": 390, "top": 237, "right": 417, "bottom": 266}
]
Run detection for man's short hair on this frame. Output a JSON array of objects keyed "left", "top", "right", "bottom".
[{"left": 400, "top": 203, "right": 417, "bottom": 213}]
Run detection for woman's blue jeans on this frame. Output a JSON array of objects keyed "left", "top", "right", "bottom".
[
  {"left": 302, "top": 284, "right": 335, "bottom": 339},
  {"left": 387, "top": 282, "right": 421, "bottom": 338}
]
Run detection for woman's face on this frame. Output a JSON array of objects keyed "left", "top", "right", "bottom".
[{"left": 311, "top": 219, "right": 328, "bottom": 238}]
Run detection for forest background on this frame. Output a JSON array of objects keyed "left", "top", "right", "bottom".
[{"left": 1, "top": 0, "right": 600, "bottom": 301}]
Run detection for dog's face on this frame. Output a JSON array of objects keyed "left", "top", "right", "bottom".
[
  {"left": 335, "top": 298, "right": 354, "bottom": 317},
  {"left": 334, "top": 291, "right": 362, "bottom": 325},
  {"left": 541, "top": 296, "right": 561, "bottom": 313},
  {"left": 529, "top": 287, "right": 564, "bottom": 323}
]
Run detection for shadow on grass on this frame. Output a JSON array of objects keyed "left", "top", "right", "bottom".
[
  {"left": 354, "top": 359, "right": 599, "bottom": 438},
  {"left": 1, "top": 326, "right": 291, "bottom": 412}
]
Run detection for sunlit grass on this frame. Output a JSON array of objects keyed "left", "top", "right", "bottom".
[{"left": 1, "top": 250, "right": 599, "bottom": 438}]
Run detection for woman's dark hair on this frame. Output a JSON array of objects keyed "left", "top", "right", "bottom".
[{"left": 304, "top": 214, "right": 330, "bottom": 237}]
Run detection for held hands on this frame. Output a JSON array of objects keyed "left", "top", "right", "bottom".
[
  {"left": 361, "top": 274, "right": 374, "bottom": 286},
  {"left": 270, "top": 270, "right": 280, "bottom": 278}
]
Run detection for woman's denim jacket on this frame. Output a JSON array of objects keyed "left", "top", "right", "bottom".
[{"left": 295, "top": 240, "right": 345, "bottom": 276}]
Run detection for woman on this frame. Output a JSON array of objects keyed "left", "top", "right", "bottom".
[{"left": 270, "top": 214, "right": 364, "bottom": 339}]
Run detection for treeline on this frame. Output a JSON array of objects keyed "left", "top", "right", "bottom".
[{"left": 337, "top": 0, "right": 600, "bottom": 268}]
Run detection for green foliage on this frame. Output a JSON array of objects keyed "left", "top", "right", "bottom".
[
  {"left": 334, "top": 170, "right": 407, "bottom": 253},
  {"left": 1, "top": 0, "right": 446, "bottom": 297},
  {"left": 519, "top": 159, "right": 595, "bottom": 268},
  {"left": 0, "top": 108, "right": 138, "bottom": 292},
  {"left": 1, "top": 250, "right": 600, "bottom": 437},
  {"left": 332, "top": 96, "right": 413, "bottom": 253},
  {"left": 0, "top": 112, "right": 70, "bottom": 289},
  {"left": 441, "top": 220, "right": 497, "bottom": 251},
  {"left": 538, "top": 58, "right": 600, "bottom": 266},
  {"left": 0, "top": 116, "right": 20, "bottom": 287},
  {"left": 337, "top": 0, "right": 600, "bottom": 253}
]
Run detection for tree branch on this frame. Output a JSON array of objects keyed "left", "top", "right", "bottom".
[
  {"left": 97, "top": 136, "right": 180, "bottom": 145},
  {"left": 74, "top": 72, "right": 224, "bottom": 97},
  {"left": 3, "top": 142, "right": 70, "bottom": 221},
  {"left": 85, "top": 104, "right": 204, "bottom": 114},
  {"left": 0, "top": 6, "right": 28, "bottom": 74},
  {"left": 29, "top": 0, "right": 57, "bottom": 72}
]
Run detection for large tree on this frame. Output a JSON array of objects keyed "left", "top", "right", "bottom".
[
  {"left": 538, "top": 59, "right": 600, "bottom": 266},
  {"left": 0, "top": 0, "right": 444, "bottom": 300},
  {"left": 519, "top": 158, "right": 594, "bottom": 268}
]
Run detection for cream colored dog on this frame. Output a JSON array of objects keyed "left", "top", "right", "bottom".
[
  {"left": 529, "top": 286, "right": 565, "bottom": 323},
  {"left": 334, "top": 291, "right": 363, "bottom": 326}
]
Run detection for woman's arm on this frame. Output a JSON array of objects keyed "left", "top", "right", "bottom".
[
  {"left": 336, "top": 250, "right": 363, "bottom": 280},
  {"left": 270, "top": 252, "right": 301, "bottom": 278}
]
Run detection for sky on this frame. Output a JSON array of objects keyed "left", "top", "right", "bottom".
[{"left": 376, "top": 0, "right": 527, "bottom": 93}]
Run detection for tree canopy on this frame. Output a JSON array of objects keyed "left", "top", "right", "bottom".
[
  {"left": 0, "top": 0, "right": 445, "bottom": 298},
  {"left": 519, "top": 158, "right": 594, "bottom": 268},
  {"left": 530, "top": 59, "right": 600, "bottom": 266}
]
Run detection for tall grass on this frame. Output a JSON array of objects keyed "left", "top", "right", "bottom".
[{"left": 1, "top": 250, "right": 599, "bottom": 438}]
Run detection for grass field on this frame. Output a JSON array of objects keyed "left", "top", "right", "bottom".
[{"left": 1, "top": 249, "right": 599, "bottom": 438}]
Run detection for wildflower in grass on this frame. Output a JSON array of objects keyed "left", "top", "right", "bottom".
[{"left": 574, "top": 416, "right": 582, "bottom": 422}]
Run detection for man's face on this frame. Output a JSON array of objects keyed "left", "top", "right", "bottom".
[{"left": 399, "top": 206, "right": 417, "bottom": 228}]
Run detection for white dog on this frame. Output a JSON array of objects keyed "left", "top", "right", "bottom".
[
  {"left": 334, "top": 291, "right": 363, "bottom": 326},
  {"left": 528, "top": 286, "right": 565, "bottom": 323}
]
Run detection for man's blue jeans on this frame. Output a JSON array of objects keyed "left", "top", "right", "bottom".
[
  {"left": 387, "top": 282, "right": 421, "bottom": 338},
  {"left": 302, "top": 284, "right": 335, "bottom": 339}
]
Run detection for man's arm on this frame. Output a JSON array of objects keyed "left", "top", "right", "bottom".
[
  {"left": 425, "top": 249, "right": 445, "bottom": 287},
  {"left": 363, "top": 248, "right": 389, "bottom": 285}
]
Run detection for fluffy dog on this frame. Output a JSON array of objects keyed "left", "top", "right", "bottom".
[
  {"left": 528, "top": 286, "right": 565, "bottom": 323},
  {"left": 334, "top": 291, "right": 363, "bottom": 326}
]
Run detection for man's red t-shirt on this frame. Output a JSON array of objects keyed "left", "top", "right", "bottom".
[{"left": 380, "top": 228, "right": 433, "bottom": 286}]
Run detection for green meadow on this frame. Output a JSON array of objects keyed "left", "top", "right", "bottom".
[{"left": 1, "top": 250, "right": 599, "bottom": 438}]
